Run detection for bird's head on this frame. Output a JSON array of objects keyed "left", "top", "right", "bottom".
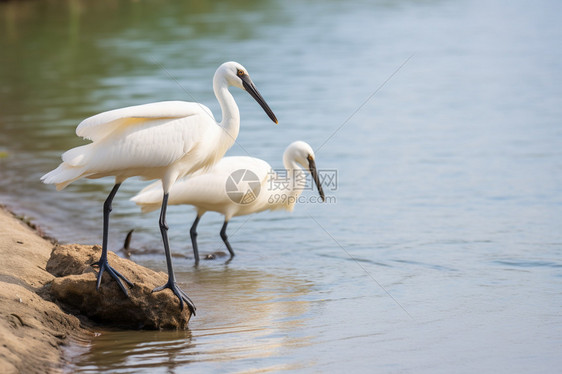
[
  {"left": 215, "top": 61, "right": 278, "bottom": 124},
  {"left": 284, "top": 141, "right": 325, "bottom": 202}
]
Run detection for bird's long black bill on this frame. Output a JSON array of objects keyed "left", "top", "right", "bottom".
[
  {"left": 308, "top": 157, "right": 325, "bottom": 202},
  {"left": 241, "top": 75, "right": 278, "bottom": 124}
]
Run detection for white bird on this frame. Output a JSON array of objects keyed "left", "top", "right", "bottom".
[
  {"left": 41, "top": 61, "right": 278, "bottom": 313},
  {"left": 131, "top": 141, "right": 325, "bottom": 264}
]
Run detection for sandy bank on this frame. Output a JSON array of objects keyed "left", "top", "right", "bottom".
[
  {"left": 0, "top": 206, "right": 88, "bottom": 373},
  {"left": 0, "top": 206, "right": 193, "bottom": 373}
]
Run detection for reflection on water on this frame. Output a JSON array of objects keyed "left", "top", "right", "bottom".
[
  {"left": 75, "top": 330, "right": 195, "bottom": 372},
  {"left": 2, "top": 0, "right": 562, "bottom": 372},
  {"left": 71, "top": 267, "right": 315, "bottom": 372}
]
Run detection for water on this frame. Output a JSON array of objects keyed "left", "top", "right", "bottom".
[{"left": 1, "top": 0, "right": 562, "bottom": 372}]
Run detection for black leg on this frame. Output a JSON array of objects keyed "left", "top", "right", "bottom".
[
  {"left": 190, "top": 214, "right": 202, "bottom": 265},
  {"left": 220, "top": 220, "right": 235, "bottom": 259},
  {"left": 152, "top": 193, "right": 196, "bottom": 315},
  {"left": 92, "top": 183, "right": 134, "bottom": 296}
]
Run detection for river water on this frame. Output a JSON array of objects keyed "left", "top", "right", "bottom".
[{"left": 1, "top": 0, "right": 561, "bottom": 372}]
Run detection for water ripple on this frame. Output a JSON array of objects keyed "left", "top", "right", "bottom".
[{"left": 492, "top": 259, "right": 562, "bottom": 269}]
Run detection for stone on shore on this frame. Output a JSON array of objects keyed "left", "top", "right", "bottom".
[{"left": 47, "top": 244, "right": 192, "bottom": 329}]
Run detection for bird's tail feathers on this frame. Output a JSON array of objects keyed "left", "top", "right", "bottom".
[
  {"left": 130, "top": 182, "right": 163, "bottom": 213},
  {"left": 137, "top": 180, "right": 162, "bottom": 195},
  {"left": 41, "top": 144, "right": 94, "bottom": 190},
  {"left": 61, "top": 144, "right": 90, "bottom": 166},
  {"left": 40, "top": 163, "right": 87, "bottom": 190},
  {"left": 139, "top": 203, "right": 162, "bottom": 214}
]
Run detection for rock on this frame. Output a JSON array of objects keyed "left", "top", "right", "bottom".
[{"left": 47, "top": 244, "right": 192, "bottom": 330}]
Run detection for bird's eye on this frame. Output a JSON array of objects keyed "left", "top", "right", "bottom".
[{"left": 237, "top": 70, "right": 245, "bottom": 77}]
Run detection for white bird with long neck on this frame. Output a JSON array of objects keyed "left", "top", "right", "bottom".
[
  {"left": 131, "top": 141, "right": 325, "bottom": 264},
  {"left": 41, "top": 62, "right": 277, "bottom": 314}
]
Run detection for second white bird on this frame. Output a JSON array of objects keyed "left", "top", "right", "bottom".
[{"left": 131, "top": 141, "right": 325, "bottom": 264}]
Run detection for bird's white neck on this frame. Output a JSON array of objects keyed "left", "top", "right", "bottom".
[
  {"left": 282, "top": 158, "right": 308, "bottom": 193},
  {"left": 264, "top": 158, "right": 306, "bottom": 212},
  {"left": 213, "top": 77, "right": 240, "bottom": 144}
]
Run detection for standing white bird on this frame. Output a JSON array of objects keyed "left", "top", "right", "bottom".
[
  {"left": 41, "top": 61, "right": 277, "bottom": 313},
  {"left": 131, "top": 141, "right": 325, "bottom": 264}
]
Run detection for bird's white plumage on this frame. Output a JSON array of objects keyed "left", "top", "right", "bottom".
[
  {"left": 76, "top": 101, "right": 213, "bottom": 141},
  {"left": 41, "top": 108, "right": 218, "bottom": 190},
  {"left": 131, "top": 141, "right": 321, "bottom": 221},
  {"left": 132, "top": 156, "right": 272, "bottom": 217},
  {"left": 42, "top": 61, "right": 277, "bottom": 192},
  {"left": 40, "top": 61, "right": 277, "bottom": 312}
]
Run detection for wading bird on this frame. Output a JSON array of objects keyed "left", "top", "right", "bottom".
[
  {"left": 41, "top": 62, "right": 277, "bottom": 313},
  {"left": 131, "top": 141, "right": 325, "bottom": 264}
]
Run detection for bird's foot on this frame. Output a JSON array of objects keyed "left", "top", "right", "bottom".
[
  {"left": 92, "top": 258, "right": 134, "bottom": 297},
  {"left": 153, "top": 280, "right": 196, "bottom": 315}
]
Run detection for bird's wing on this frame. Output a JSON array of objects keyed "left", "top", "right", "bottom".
[
  {"left": 76, "top": 114, "right": 214, "bottom": 172},
  {"left": 76, "top": 101, "right": 214, "bottom": 141},
  {"left": 192, "top": 156, "right": 272, "bottom": 181},
  {"left": 130, "top": 170, "right": 234, "bottom": 212},
  {"left": 132, "top": 156, "right": 273, "bottom": 211},
  {"left": 171, "top": 156, "right": 273, "bottom": 204}
]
